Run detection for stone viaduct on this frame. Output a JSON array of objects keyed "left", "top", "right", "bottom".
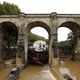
[{"left": 0, "top": 12, "right": 80, "bottom": 67}]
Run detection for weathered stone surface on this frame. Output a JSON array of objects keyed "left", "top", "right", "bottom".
[{"left": 0, "top": 12, "right": 80, "bottom": 67}]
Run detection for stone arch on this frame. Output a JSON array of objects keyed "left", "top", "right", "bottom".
[
  {"left": 58, "top": 21, "right": 80, "bottom": 56},
  {"left": 0, "top": 21, "right": 18, "bottom": 60},
  {"left": 26, "top": 21, "right": 51, "bottom": 34},
  {"left": 0, "top": 21, "right": 18, "bottom": 39},
  {"left": 24, "top": 21, "right": 51, "bottom": 65},
  {"left": 0, "top": 21, "right": 19, "bottom": 31},
  {"left": 58, "top": 21, "right": 80, "bottom": 33},
  {"left": 0, "top": 20, "right": 19, "bottom": 29}
]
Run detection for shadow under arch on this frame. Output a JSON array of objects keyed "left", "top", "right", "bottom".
[
  {"left": 0, "top": 21, "right": 18, "bottom": 60},
  {"left": 58, "top": 21, "right": 80, "bottom": 58},
  {"left": 0, "top": 21, "right": 18, "bottom": 41},
  {"left": 0, "top": 21, "right": 18, "bottom": 32}
]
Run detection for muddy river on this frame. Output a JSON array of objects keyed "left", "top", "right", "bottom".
[
  {"left": 0, "top": 60, "right": 80, "bottom": 80},
  {"left": 19, "top": 64, "right": 56, "bottom": 80},
  {"left": 19, "top": 61, "right": 80, "bottom": 80}
]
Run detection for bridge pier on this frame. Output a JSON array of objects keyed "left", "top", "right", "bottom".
[
  {"left": 49, "top": 34, "right": 59, "bottom": 66},
  {"left": 0, "top": 35, "right": 2, "bottom": 60},
  {"left": 0, "top": 26, "right": 3, "bottom": 61},
  {"left": 75, "top": 33, "right": 80, "bottom": 54},
  {"left": 49, "top": 34, "right": 53, "bottom": 65},
  {"left": 24, "top": 33, "right": 28, "bottom": 66},
  {"left": 49, "top": 12, "right": 59, "bottom": 66},
  {"left": 17, "top": 28, "right": 26, "bottom": 68}
]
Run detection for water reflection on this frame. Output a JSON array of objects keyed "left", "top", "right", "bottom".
[{"left": 59, "top": 67, "right": 76, "bottom": 80}]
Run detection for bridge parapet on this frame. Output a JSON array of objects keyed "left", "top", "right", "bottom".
[
  {"left": 0, "top": 15, "right": 19, "bottom": 18},
  {"left": 0, "top": 13, "right": 80, "bottom": 18},
  {"left": 58, "top": 14, "right": 80, "bottom": 18},
  {"left": 25, "top": 14, "right": 50, "bottom": 18}
]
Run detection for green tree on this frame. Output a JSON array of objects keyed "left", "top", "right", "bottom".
[
  {"left": 0, "top": 2, "right": 21, "bottom": 15},
  {"left": 58, "top": 32, "right": 74, "bottom": 53},
  {"left": 58, "top": 40, "right": 73, "bottom": 51},
  {"left": 67, "top": 32, "right": 74, "bottom": 46},
  {"left": 3, "top": 25, "right": 18, "bottom": 48},
  {"left": 0, "top": 3, "right": 3, "bottom": 15},
  {"left": 28, "top": 31, "right": 48, "bottom": 43},
  {"left": 0, "top": 2, "right": 21, "bottom": 48}
]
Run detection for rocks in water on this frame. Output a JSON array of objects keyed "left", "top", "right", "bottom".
[{"left": 63, "top": 74, "right": 73, "bottom": 80}]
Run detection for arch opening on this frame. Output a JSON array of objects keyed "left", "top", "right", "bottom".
[
  {"left": 0, "top": 21, "right": 18, "bottom": 61},
  {"left": 58, "top": 21, "right": 80, "bottom": 60},
  {"left": 26, "top": 21, "right": 50, "bottom": 65}
]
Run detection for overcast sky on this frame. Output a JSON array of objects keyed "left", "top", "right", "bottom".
[
  {"left": 0, "top": 0, "right": 80, "bottom": 14},
  {"left": 0, "top": 0, "right": 78, "bottom": 41}
]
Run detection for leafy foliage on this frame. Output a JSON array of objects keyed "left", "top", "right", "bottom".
[
  {"left": 28, "top": 32, "right": 48, "bottom": 43},
  {"left": 58, "top": 32, "right": 74, "bottom": 53},
  {"left": 0, "top": 2, "right": 21, "bottom": 49},
  {"left": 58, "top": 41, "right": 73, "bottom": 51},
  {"left": 3, "top": 24, "right": 18, "bottom": 48},
  {"left": 0, "top": 2, "right": 21, "bottom": 15}
]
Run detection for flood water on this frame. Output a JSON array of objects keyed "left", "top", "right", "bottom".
[
  {"left": 19, "top": 64, "right": 57, "bottom": 80},
  {"left": 12, "top": 61, "right": 80, "bottom": 80},
  {"left": 50, "top": 60, "right": 80, "bottom": 80},
  {"left": 59, "top": 67, "right": 76, "bottom": 80},
  {"left": 0, "top": 60, "right": 80, "bottom": 80}
]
